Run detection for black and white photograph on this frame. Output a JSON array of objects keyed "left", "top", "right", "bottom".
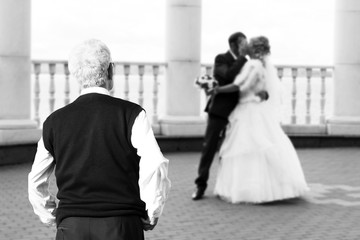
[{"left": 1, "top": 0, "right": 359, "bottom": 239}]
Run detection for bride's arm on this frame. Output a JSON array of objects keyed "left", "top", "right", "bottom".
[
  {"left": 239, "top": 61, "right": 261, "bottom": 92},
  {"left": 212, "top": 62, "right": 253, "bottom": 94},
  {"left": 233, "top": 61, "right": 253, "bottom": 87}
]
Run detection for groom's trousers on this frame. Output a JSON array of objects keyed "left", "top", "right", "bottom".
[
  {"left": 55, "top": 215, "right": 144, "bottom": 240},
  {"left": 195, "top": 114, "right": 228, "bottom": 191}
]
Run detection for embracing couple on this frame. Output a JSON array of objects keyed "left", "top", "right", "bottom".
[{"left": 192, "top": 32, "right": 309, "bottom": 203}]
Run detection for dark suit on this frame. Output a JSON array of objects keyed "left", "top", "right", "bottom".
[{"left": 195, "top": 51, "right": 247, "bottom": 191}]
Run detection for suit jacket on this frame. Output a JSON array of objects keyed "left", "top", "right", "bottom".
[{"left": 205, "top": 51, "right": 248, "bottom": 119}]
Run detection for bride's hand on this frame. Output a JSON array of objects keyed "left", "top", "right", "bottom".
[{"left": 256, "top": 91, "right": 269, "bottom": 101}]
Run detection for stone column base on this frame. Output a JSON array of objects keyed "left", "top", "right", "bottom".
[
  {"left": 151, "top": 123, "right": 161, "bottom": 135},
  {"left": 327, "top": 117, "right": 360, "bottom": 136},
  {"left": 282, "top": 124, "right": 327, "bottom": 136},
  {"left": 0, "top": 120, "right": 41, "bottom": 146},
  {"left": 159, "top": 116, "right": 206, "bottom": 136},
  {"left": 0, "top": 120, "right": 41, "bottom": 165}
]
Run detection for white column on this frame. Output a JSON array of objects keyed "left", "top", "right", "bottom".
[
  {"left": 0, "top": 0, "right": 41, "bottom": 146},
  {"left": 328, "top": 0, "right": 360, "bottom": 135},
  {"left": 160, "top": 0, "right": 206, "bottom": 136}
]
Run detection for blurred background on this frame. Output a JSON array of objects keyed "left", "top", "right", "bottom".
[{"left": 32, "top": 0, "right": 335, "bottom": 65}]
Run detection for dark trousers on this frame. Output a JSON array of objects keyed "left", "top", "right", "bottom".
[
  {"left": 55, "top": 216, "right": 144, "bottom": 240},
  {"left": 195, "top": 114, "right": 228, "bottom": 191}
]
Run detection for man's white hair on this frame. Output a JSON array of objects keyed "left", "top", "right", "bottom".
[{"left": 68, "top": 39, "right": 112, "bottom": 88}]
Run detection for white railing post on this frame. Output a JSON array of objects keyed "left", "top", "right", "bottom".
[
  {"left": 291, "top": 68, "right": 298, "bottom": 124},
  {"left": 320, "top": 68, "right": 327, "bottom": 124},
  {"left": 277, "top": 67, "right": 284, "bottom": 81},
  {"left": 306, "top": 68, "right": 312, "bottom": 124},
  {"left": 64, "top": 63, "right": 70, "bottom": 105},
  {"left": 49, "top": 63, "right": 56, "bottom": 113},
  {"left": 205, "top": 66, "right": 212, "bottom": 76},
  {"left": 152, "top": 65, "right": 159, "bottom": 123},
  {"left": 138, "top": 65, "right": 145, "bottom": 106},
  {"left": 124, "top": 65, "right": 130, "bottom": 101},
  {"left": 33, "top": 63, "right": 41, "bottom": 125}
]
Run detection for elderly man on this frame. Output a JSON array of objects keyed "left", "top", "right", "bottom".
[{"left": 28, "top": 39, "right": 170, "bottom": 240}]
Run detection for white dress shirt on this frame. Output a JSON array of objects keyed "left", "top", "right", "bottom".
[
  {"left": 28, "top": 87, "right": 171, "bottom": 226},
  {"left": 229, "top": 49, "right": 238, "bottom": 60}
]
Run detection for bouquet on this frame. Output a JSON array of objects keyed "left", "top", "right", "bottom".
[{"left": 194, "top": 74, "right": 218, "bottom": 90}]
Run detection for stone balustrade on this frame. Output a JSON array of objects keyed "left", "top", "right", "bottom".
[
  {"left": 201, "top": 63, "right": 334, "bottom": 134},
  {"left": 31, "top": 60, "right": 334, "bottom": 135}
]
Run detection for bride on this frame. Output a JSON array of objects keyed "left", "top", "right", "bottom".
[{"left": 212, "top": 36, "right": 309, "bottom": 204}]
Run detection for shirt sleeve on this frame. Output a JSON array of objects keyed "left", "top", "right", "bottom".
[
  {"left": 28, "top": 137, "right": 57, "bottom": 226},
  {"left": 131, "top": 110, "right": 171, "bottom": 222}
]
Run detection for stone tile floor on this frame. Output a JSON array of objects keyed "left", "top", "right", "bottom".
[{"left": 0, "top": 148, "right": 359, "bottom": 240}]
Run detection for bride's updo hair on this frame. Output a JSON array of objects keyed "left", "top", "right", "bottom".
[{"left": 248, "top": 36, "right": 271, "bottom": 58}]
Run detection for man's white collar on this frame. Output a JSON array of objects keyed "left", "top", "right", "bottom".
[
  {"left": 229, "top": 49, "right": 237, "bottom": 60},
  {"left": 80, "top": 87, "right": 110, "bottom": 96}
]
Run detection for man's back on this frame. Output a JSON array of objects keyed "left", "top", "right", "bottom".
[
  {"left": 43, "top": 93, "right": 147, "bottom": 226},
  {"left": 29, "top": 39, "right": 170, "bottom": 240}
]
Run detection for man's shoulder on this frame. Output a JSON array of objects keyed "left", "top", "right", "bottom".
[
  {"left": 216, "top": 51, "right": 229, "bottom": 57},
  {"left": 47, "top": 102, "right": 72, "bottom": 117},
  {"left": 43, "top": 103, "right": 70, "bottom": 127},
  {"left": 111, "top": 97, "right": 143, "bottom": 110},
  {"left": 108, "top": 97, "right": 145, "bottom": 119},
  {"left": 45, "top": 95, "right": 143, "bottom": 120},
  {"left": 81, "top": 93, "right": 142, "bottom": 111},
  {"left": 215, "top": 51, "right": 231, "bottom": 61}
]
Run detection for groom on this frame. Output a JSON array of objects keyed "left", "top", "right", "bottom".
[{"left": 192, "top": 32, "right": 249, "bottom": 200}]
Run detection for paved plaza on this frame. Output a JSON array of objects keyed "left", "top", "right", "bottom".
[{"left": 0, "top": 147, "right": 360, "bottom": 240}]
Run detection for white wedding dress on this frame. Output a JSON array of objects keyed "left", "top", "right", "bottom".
[{"left": 214, "top": 57, "right": 309, "bottom": 204}]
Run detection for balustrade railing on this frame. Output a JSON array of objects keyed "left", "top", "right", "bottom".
[
  {"left": 201, "top": 63, "right": 333, "bottom": 126},
  {"left": 275, "top": 65, "right": 333, "bottom": 125},
  {"left": 31, "top": 60, "right": 167, "bottom": 128},
  {"left": 31, "top": 60, "right": 333, "bottom": 132}
]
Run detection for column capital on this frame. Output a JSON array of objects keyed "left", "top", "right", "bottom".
[{"left": 167, "top": 0, "right": 201, "bottom": 7}]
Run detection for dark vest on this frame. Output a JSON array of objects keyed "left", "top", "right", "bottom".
[{"left": 42, "top": 93, "right": 147, "bottom": 226}]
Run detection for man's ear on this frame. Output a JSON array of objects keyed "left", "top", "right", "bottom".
[
  {"left": 107, "top": 64, "right": 114, "bottom": 80},
  {"left": 104, "top": 63, "right": 114, "bottom": 91}
]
